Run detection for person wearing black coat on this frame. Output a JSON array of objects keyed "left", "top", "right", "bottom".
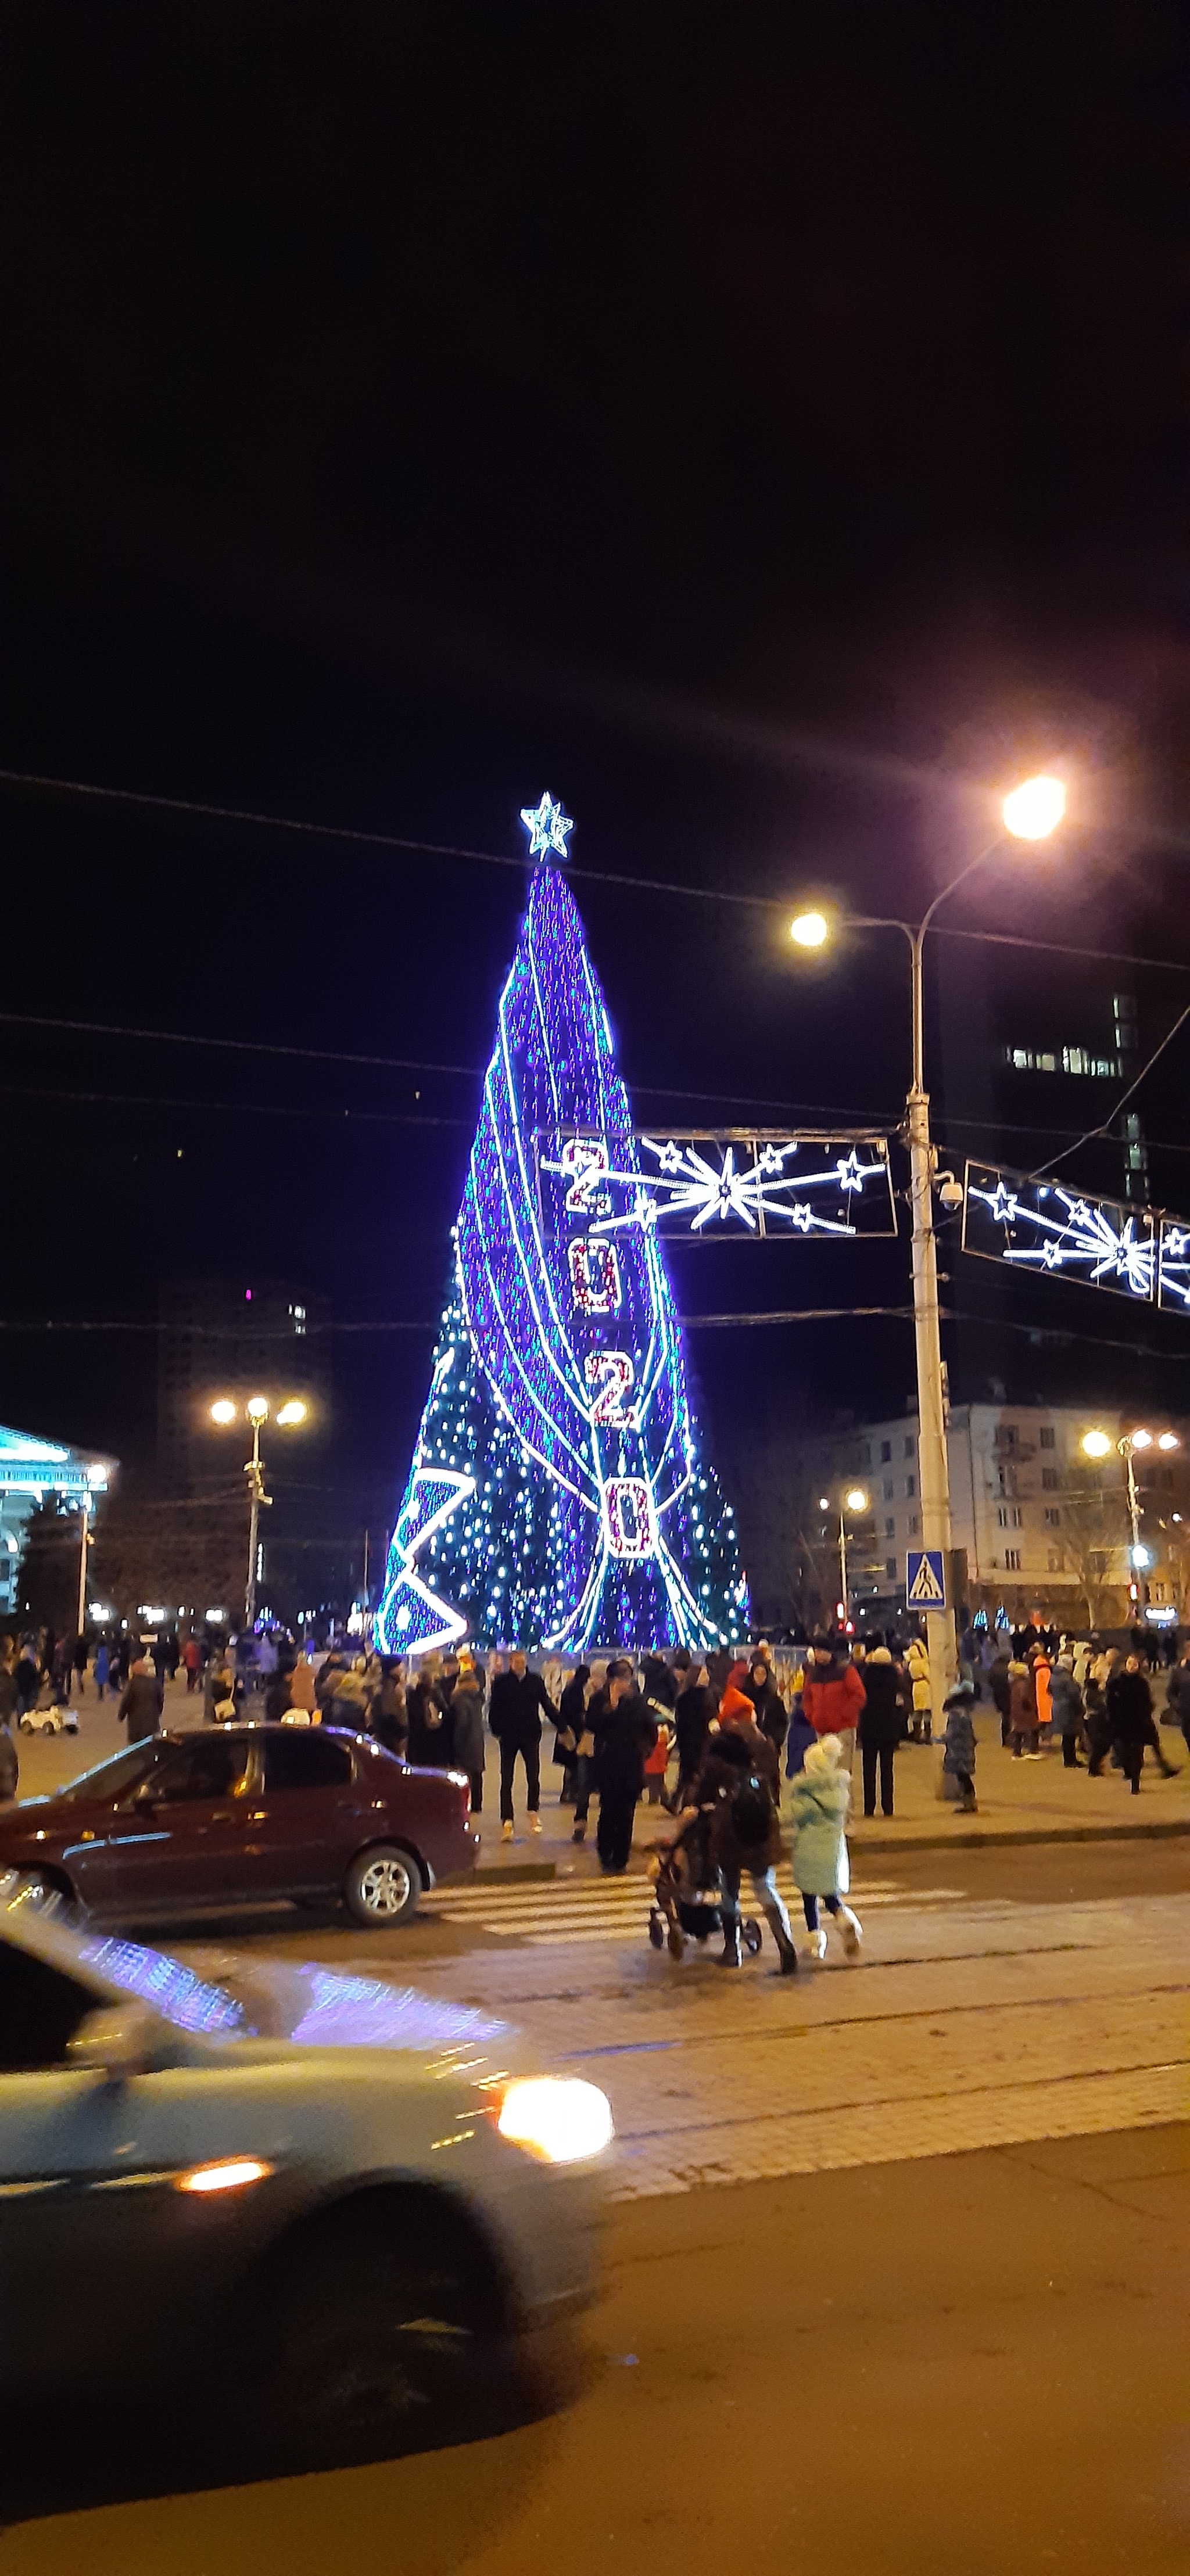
[
  {"left": 1163, "top": 1646, "right": 1190, "bottom": 1755},
  {"left": 855, "top": 1645, "right": 908, "bottom": 1817},
  {"left": 590, "top": 1659, "right": 657, "bottom": 1872},
  {"left": 987, "top": 1652, "right": 1013, "bottom": 1746},
  {"left": 1100, "top": 1657, "right": 1176, "bottom": 1792},
  {"left": 743, "top": 1657, "right": 788, "bottom": 1787},
  {"left": 673, "top": 1669, "right": 717, "bottom": 1802},
  {"left": 406, "top": 1670, "right": 454, "bottom": 1770},
  {"left": 117, "top": 1657, "right": 164, "bottom": 1743},
  {"left": 555, "top": 1663, "right": 589, "bottom": 1807},
  {"left": 487, "top": 1652, "right": 559, "bottom": 1838}
]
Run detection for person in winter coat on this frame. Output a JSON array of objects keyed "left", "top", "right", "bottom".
[
  {"left": 788, "top": 1735, "right": 862, "bottom": 1960},
  {"left": 488, "top": 1651, "right": 558, "bottom": 1840},
  {"left": 1049, "top": 1655, "right": 1086, "bottom": 1768},
  {"left": 1029, "top": 1648, "right": 1053, "bottom": 1741},
  {"left": 905, "top": 1635, "right": 932, "bottom": 1743},
  {"left": 369, "top": 1659, "right": 408, "bottom": 1756},
  {"left": 554, "top": 1663, "right": 589, "bottom": 1806},
  {"left": 93, "top": 1641, "right": 110, "bottom": 1701},
  {"left": 406, "top": 1661, "right": 455, "bottom": 1770},
  {"left": 449, "top": 1660, "right": 486, "bottom": 1817},
  {"left": 801, "top": 1645, "right": 865, "bottom": 1767},
  {"left": 181, "top": 1635, "right": 202, "bottom": 1693},
  {"left": 14, "top": 1644, "right": 41, "bottom": 1721},
  {"left": 856, "top": 1645, "right": 906, "bottom": 1817},
  {"left": 684, "top": 1687, "right": 798, "bottom": 1972},
  {"left": 285, "top": 1652, "right": 318, "bottom": 1719},
  {"left": 941, "top": 1680, "right": 978, "bottom": 1811},
  {"left": 590, "top": 1658, "right": 656, "bottom": 1872},
  {"left": 1099, "top": 1656, "right": 1177, "bottom": 1791},
  {"left": 0, "top": 1644, "right": 17, "bottom": 1800},
  {"left": 987, "top": 1651, "right": 1013, "bottom": 1745},
  {"left": 744, "top": 1656, "right": 789, "bottom": 1782},
  {"left": 118, "top": 1655, "right": 164, "bottom": 1743},
  {"left": 673, "top": 1662, "right": 717, "bottom": 1804},
  {"left": 1162, "top": 1645, "right": 1190, "bottom": 1756},
  {"left": 1008, "top": 1659, "right": 1040, "bottom": 1756},
  {"left": 263, "top": 1662, "right": 294, "bottom": 1723}
]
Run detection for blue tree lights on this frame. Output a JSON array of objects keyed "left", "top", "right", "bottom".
[{"left": 377, "top": 809, "right": 748, "bottom": 1655}]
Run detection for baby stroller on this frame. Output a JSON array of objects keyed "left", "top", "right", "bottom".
[{"left": 646, "top": 1809, "right": 762, "bottom": 1961}]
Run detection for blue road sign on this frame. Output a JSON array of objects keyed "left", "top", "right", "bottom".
[{"left": 906, "top": 1549, "right": 946, "bottom": 1608}]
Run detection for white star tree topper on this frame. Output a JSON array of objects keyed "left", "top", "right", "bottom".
[{"left": 519, "top": 791, "right": 575, "bottom": 859}]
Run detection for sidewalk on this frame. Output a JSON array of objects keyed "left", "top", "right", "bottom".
[{"left": 10, "top": 1687, "right": 1189, "bottom": 1872}]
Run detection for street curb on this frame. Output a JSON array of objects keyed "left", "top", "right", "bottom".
[{"left": 849, "top": 1817, "right": 1190, "bottom": 1856}]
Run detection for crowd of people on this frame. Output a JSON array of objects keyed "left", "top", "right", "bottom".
[{"left": 1, "top": 1610, "right": 1184, "bottom": 1842}]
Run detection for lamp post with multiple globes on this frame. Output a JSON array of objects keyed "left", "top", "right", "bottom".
[
  {"left": 790, "top": 775, "right": 1067, "bottom": 1730},
  {"left": 1080, "top": 1425, "right": 1180, "bottom": 1614},
  {"left": 209, "top": 1395, "right": 308, "bottom": 1627}
]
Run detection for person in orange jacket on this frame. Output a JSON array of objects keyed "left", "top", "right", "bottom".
[{"left": 801, "top": 1641, "right": 865, "bottom": 1773}]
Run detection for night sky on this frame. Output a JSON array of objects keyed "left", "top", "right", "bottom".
[{"left": 5, "top": 2, "right": 1187, "bottom": 1583}]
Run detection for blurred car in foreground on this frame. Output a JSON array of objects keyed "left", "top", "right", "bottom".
[
  {"left": 0, "top": 1897, "right": 611, "bottom": 2456},
  {"left": 0, "top": 1724, "right": 479, "bottom": 1926}
]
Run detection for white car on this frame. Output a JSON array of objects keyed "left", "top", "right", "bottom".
[{"left": 0, "top": 1893, "right": 612, "bottom": 2460}]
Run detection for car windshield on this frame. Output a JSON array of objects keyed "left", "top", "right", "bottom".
[
  {"left": 76, "top": 1933, "right": 250, "bottom": 2036},
  {"left": 54, "top": 1744, "right": 161, "bottom": 1803}
]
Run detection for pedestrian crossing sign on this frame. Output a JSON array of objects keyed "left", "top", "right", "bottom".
[{"left": 906, "top": 1548, "right": 947, "bottom": 1606}]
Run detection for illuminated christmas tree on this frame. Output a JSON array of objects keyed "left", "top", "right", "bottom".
[{"left": 377, "top": 796, "right": 748, "bottom": 1655}]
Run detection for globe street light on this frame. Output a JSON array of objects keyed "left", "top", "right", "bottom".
[
  {"left": 789, "top": 773, "right": 1067, "bottom": 1728},
  {"left": 821, "top": 1483, "right": 870, "bottom": 1628},
  {"left": 209, "top": 1395, "right": 310, "bottom": 1626},
  {"left": 1081, "top": 1425, "right": 1180, "bottom": 1613}
]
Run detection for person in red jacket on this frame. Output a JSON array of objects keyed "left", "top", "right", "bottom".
[{"left": 801, "top": 1643, "right": 865, "bottom": 1772}]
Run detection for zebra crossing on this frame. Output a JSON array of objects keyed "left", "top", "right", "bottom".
[{"left": 421, "top": 1869, "right": 966, "bottom": 1946}]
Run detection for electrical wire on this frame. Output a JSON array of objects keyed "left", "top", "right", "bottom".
[
  {"left": 2, "top": 762, "right": 1189, "bottom": 975},
  {"left": 1033, "top": 1000, "right": 1190, "bottom": 1180}
]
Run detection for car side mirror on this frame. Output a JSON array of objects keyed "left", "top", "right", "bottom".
[{"left": 68, "top": 2001, "right": 164, "bottom": 2085}]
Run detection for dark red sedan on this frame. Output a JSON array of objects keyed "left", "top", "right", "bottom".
[{"left": 0, "top": 1726, "right": 479, "bottom": 1928}]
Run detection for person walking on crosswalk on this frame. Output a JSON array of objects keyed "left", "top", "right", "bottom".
[{"left": 684, "top": 1684, "right": 799, "bottom": 1973}]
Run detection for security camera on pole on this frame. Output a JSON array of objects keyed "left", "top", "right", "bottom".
[{"left": 790, "top": 772, "right": 1068, "bottom": 1734}]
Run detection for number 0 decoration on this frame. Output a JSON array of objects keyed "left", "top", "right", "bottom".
[{"left": 377, "top": 803, "right": 748, "bottom": 1656}]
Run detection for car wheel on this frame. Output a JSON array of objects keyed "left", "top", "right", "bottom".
[
  {"left": 40, "top": 1718, "right": 58, "bottom": 1737},
  {"left": 259, "top": 2199, "right": 503, "bottom": 2466},
  {"left": 11, "top": 1870, "right": 69, "bottom": 1917},
  {"left": 342, "top": 1843, "right": 420, "bottom": 1926}
]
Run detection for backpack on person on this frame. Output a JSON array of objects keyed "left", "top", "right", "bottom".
[{"left": 729, "top": 1773, "right": 773, "bottom": 1849}]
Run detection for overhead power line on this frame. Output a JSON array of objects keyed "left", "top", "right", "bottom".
[{"left": 2, "top": 762, "right": 1188, "bottom": 975}]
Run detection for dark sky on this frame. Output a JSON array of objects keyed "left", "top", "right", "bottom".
[{"left": 4, "top": 1, "right": 1188, "bottom": 1525}]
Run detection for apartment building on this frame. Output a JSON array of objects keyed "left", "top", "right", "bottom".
[{"left": 793, "top": 1403, "right": 1189, "bottom": 1628}]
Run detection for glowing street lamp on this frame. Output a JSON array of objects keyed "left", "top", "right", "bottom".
[
  {"left": 1081, "top": 1426, "right": 1181, "bottom": 1609},
  {"left": 209, "top": 1396, "right": 310, "bottom": 1626},
  {"left": 790, "top": 910, "right": 830, "bottom": 950},
  {"left": 823, "top": 1484, "right": 870, "bottom": 1627},
  {"left": 1001, "top": 774, "right": 1066, "bottom": 841},
  {"left": 787, "top": 772, "right": 1070, "bottom": 1727}
]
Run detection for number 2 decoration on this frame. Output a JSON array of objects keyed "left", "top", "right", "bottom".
[{"left": 585, "top": 1350, "right": 636, "bottom": 1425}]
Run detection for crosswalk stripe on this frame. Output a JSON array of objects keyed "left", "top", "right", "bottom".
[
  {"left": 429, "top": 1886, "right": 967, "bottom": 1936},
  {"left": 425, "top": 1876, "right": 908, "bottom": 1911}
]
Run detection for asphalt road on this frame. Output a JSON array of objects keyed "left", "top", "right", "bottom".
[{"left": 1, "top": 2125, "right": 1184, "bottom": 2575}]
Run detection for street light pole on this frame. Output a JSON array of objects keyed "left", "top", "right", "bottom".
[
  {"left": 76, "top": 1500, "right": 90, "bottom": 1641},
  {"left": 793, "top": 778, "right": 1067, "bottom": 1735},
  {"left": 245, "top": 1415, "right": 268, "bottom": 1629},
  {"left": 838, "top": 1511, "right": 849, "bottom": 1624}
]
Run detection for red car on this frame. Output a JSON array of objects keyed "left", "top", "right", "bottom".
[{"left": 0, "top": 1726, "right": 479, "bottom": 1928}]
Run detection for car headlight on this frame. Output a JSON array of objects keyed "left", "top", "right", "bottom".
[{"left": 496, "top": 2076, "right": 614, "bottom": 2164}]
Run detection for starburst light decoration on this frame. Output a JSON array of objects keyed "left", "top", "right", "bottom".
[
  {"left": 376, "top": 823, "right": 747, "bottom": 1656},
  {"left": 537, "top": 1131, "right": 895, "bottom": 1239},
  {"left": 963, "top": 1161, "right": 1157, "bottom": 1300}
]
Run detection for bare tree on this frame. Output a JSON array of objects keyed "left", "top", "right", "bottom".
[{"left": 1058, "top": 1463, "right": 1128, "bottom": 1627}]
